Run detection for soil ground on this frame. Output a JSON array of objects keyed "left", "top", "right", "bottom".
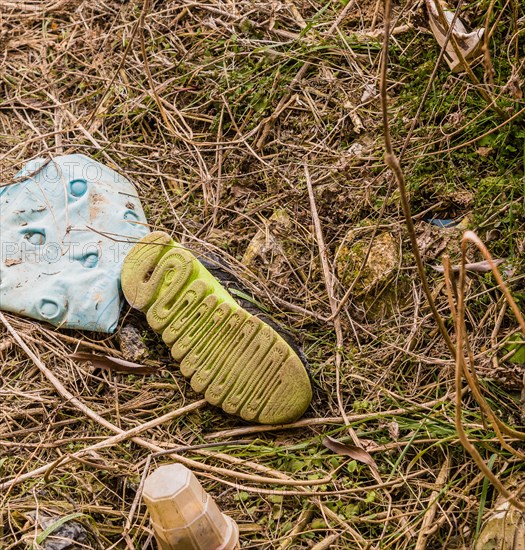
[{"left": 1, "top": 1, "right": 524, "bottom": 548}]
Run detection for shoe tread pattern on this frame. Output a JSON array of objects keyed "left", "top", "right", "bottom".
[{"left": 121, "top": 232, "right": 311, "bottom": 424}]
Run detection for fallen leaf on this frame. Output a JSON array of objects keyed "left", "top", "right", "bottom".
[
  {"left": 322, "top": 436, "right": 377, "bottom": 467},
  {"left": 70, "top": 353, "right": 157, "bottom": 375},
  {"left": 431, "top": 259, "right": 504, "bottom": 274},
  {"left": 504, "top": 335, "right": 525, "bottom": 364}
]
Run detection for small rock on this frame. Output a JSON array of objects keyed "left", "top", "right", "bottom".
[
  {"left": 25, "top": 510, "right": 94, "bottom": 550},
  {"left": 335, "top": 227, "right": 404, "bottom": 321},
  {"left": 118, "top": 324, "right": 148, "bottom": 362},
  {"left": 335, "top": 229, "right": 398, "bottom": 294}
]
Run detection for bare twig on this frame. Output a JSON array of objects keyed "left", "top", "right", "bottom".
[
  {"left": 380, "top": 0, "right": 455, "bottom": 357},
  {"left": 415, "top": 455, "right": 449, "bottom": 550},
  {"left": 454, "top": 232, "right": 525, "bottom": 511}
]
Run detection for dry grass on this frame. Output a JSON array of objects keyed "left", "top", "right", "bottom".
[{"left": 1, "top": 0, "right": 524, "bottom": 548}]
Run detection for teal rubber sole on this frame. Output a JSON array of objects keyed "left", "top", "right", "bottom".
[{"left": 121, "top": 231, "right": 312, "bottom": 424}]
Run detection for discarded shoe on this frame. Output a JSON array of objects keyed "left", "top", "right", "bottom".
[{"left": 121, "top": 231, "right": 312, "bottom": 424}]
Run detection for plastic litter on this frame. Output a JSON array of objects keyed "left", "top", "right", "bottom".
[
  {"left": 143, "top": 463, "right": 239, "bottom": 550},
  {"left": 0, "top": 154, "right": 149, "bottom": 332},
  {"left": 426, "top": 218, "right": 458, "bottom": 228},
  {"left": 425, "top": 0, "right": 484, "bottom": 72}
]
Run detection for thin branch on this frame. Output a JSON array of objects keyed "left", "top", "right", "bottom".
[
  {"left": 454, "top": 236, "right": 525, "bottom": 511},
  {"left": 380, "top": 0, "right": 455, "bottom": 357}
]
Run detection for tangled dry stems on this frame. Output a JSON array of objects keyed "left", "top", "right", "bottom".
[{"left": 1, "top": 0, "right": 524, "bottom": 548}]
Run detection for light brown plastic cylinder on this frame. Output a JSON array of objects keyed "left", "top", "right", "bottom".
[{"left": 143, "top": 463, "right": 239, "bottom": 550}]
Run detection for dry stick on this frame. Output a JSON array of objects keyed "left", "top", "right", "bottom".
[
  {"left": 35, "top": 328, "right": 124, "bottom": 356},
  {"left": 0, "top": 314, "right": 330, "bottom": 491},
  {"left": 11, "top": 433, "right": 503, "bottom": 454},
  {"left": 205, "top": 394, "right": 452, "bottom": 439},
  {"left": 278, "top": 503, "right": 316, "bottom": 550},
  {"left": 442, "top": 255, "right": 457, "bottom": 325},
  {"left": 491, "top": 300, "right": 507, "bottom": 372},
  {"left": 482, "top": 0, "right": 497, "bottom": 89},
  {"left": 380, "top": 0, "right": 455, "bottom": 358},
  {"left": 39, "top": 400, "right": 208, "bottom": 483},
  {"left": 304, "top": 166, "right": 363, "bottom": 445},
  {"left": 124, "top": 455, "right": 154, "bottom": 541},
  {"left": 198, "top": 470, "right": 423, "bottom": 497},
  {"left": 454, "top": 233, "right": 525, "bottom": 446},
  {"left": 398, "top": 0, "right": 464, "bottom": 160},
  {"left": 455, "top": 236, "right": 525, "bottom": 512},
  {"left": 209, "top": 104, "right": 225, "bottom": 231},
  {"left": 414, "top": 455, "right": 449, "bottom": 550},
  {"left": 487, "top": 0, "right": 512, "bottom": 43},
  {"left": 195, "top": 448, "right": 331, "bottom": 485},
  {"left": 310, "top": 532, "right": 347, "bottom": 550}
]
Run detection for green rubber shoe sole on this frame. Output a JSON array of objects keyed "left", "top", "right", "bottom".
[{"left": 121, "top": 231, "right": 312, "bottom": 424}]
